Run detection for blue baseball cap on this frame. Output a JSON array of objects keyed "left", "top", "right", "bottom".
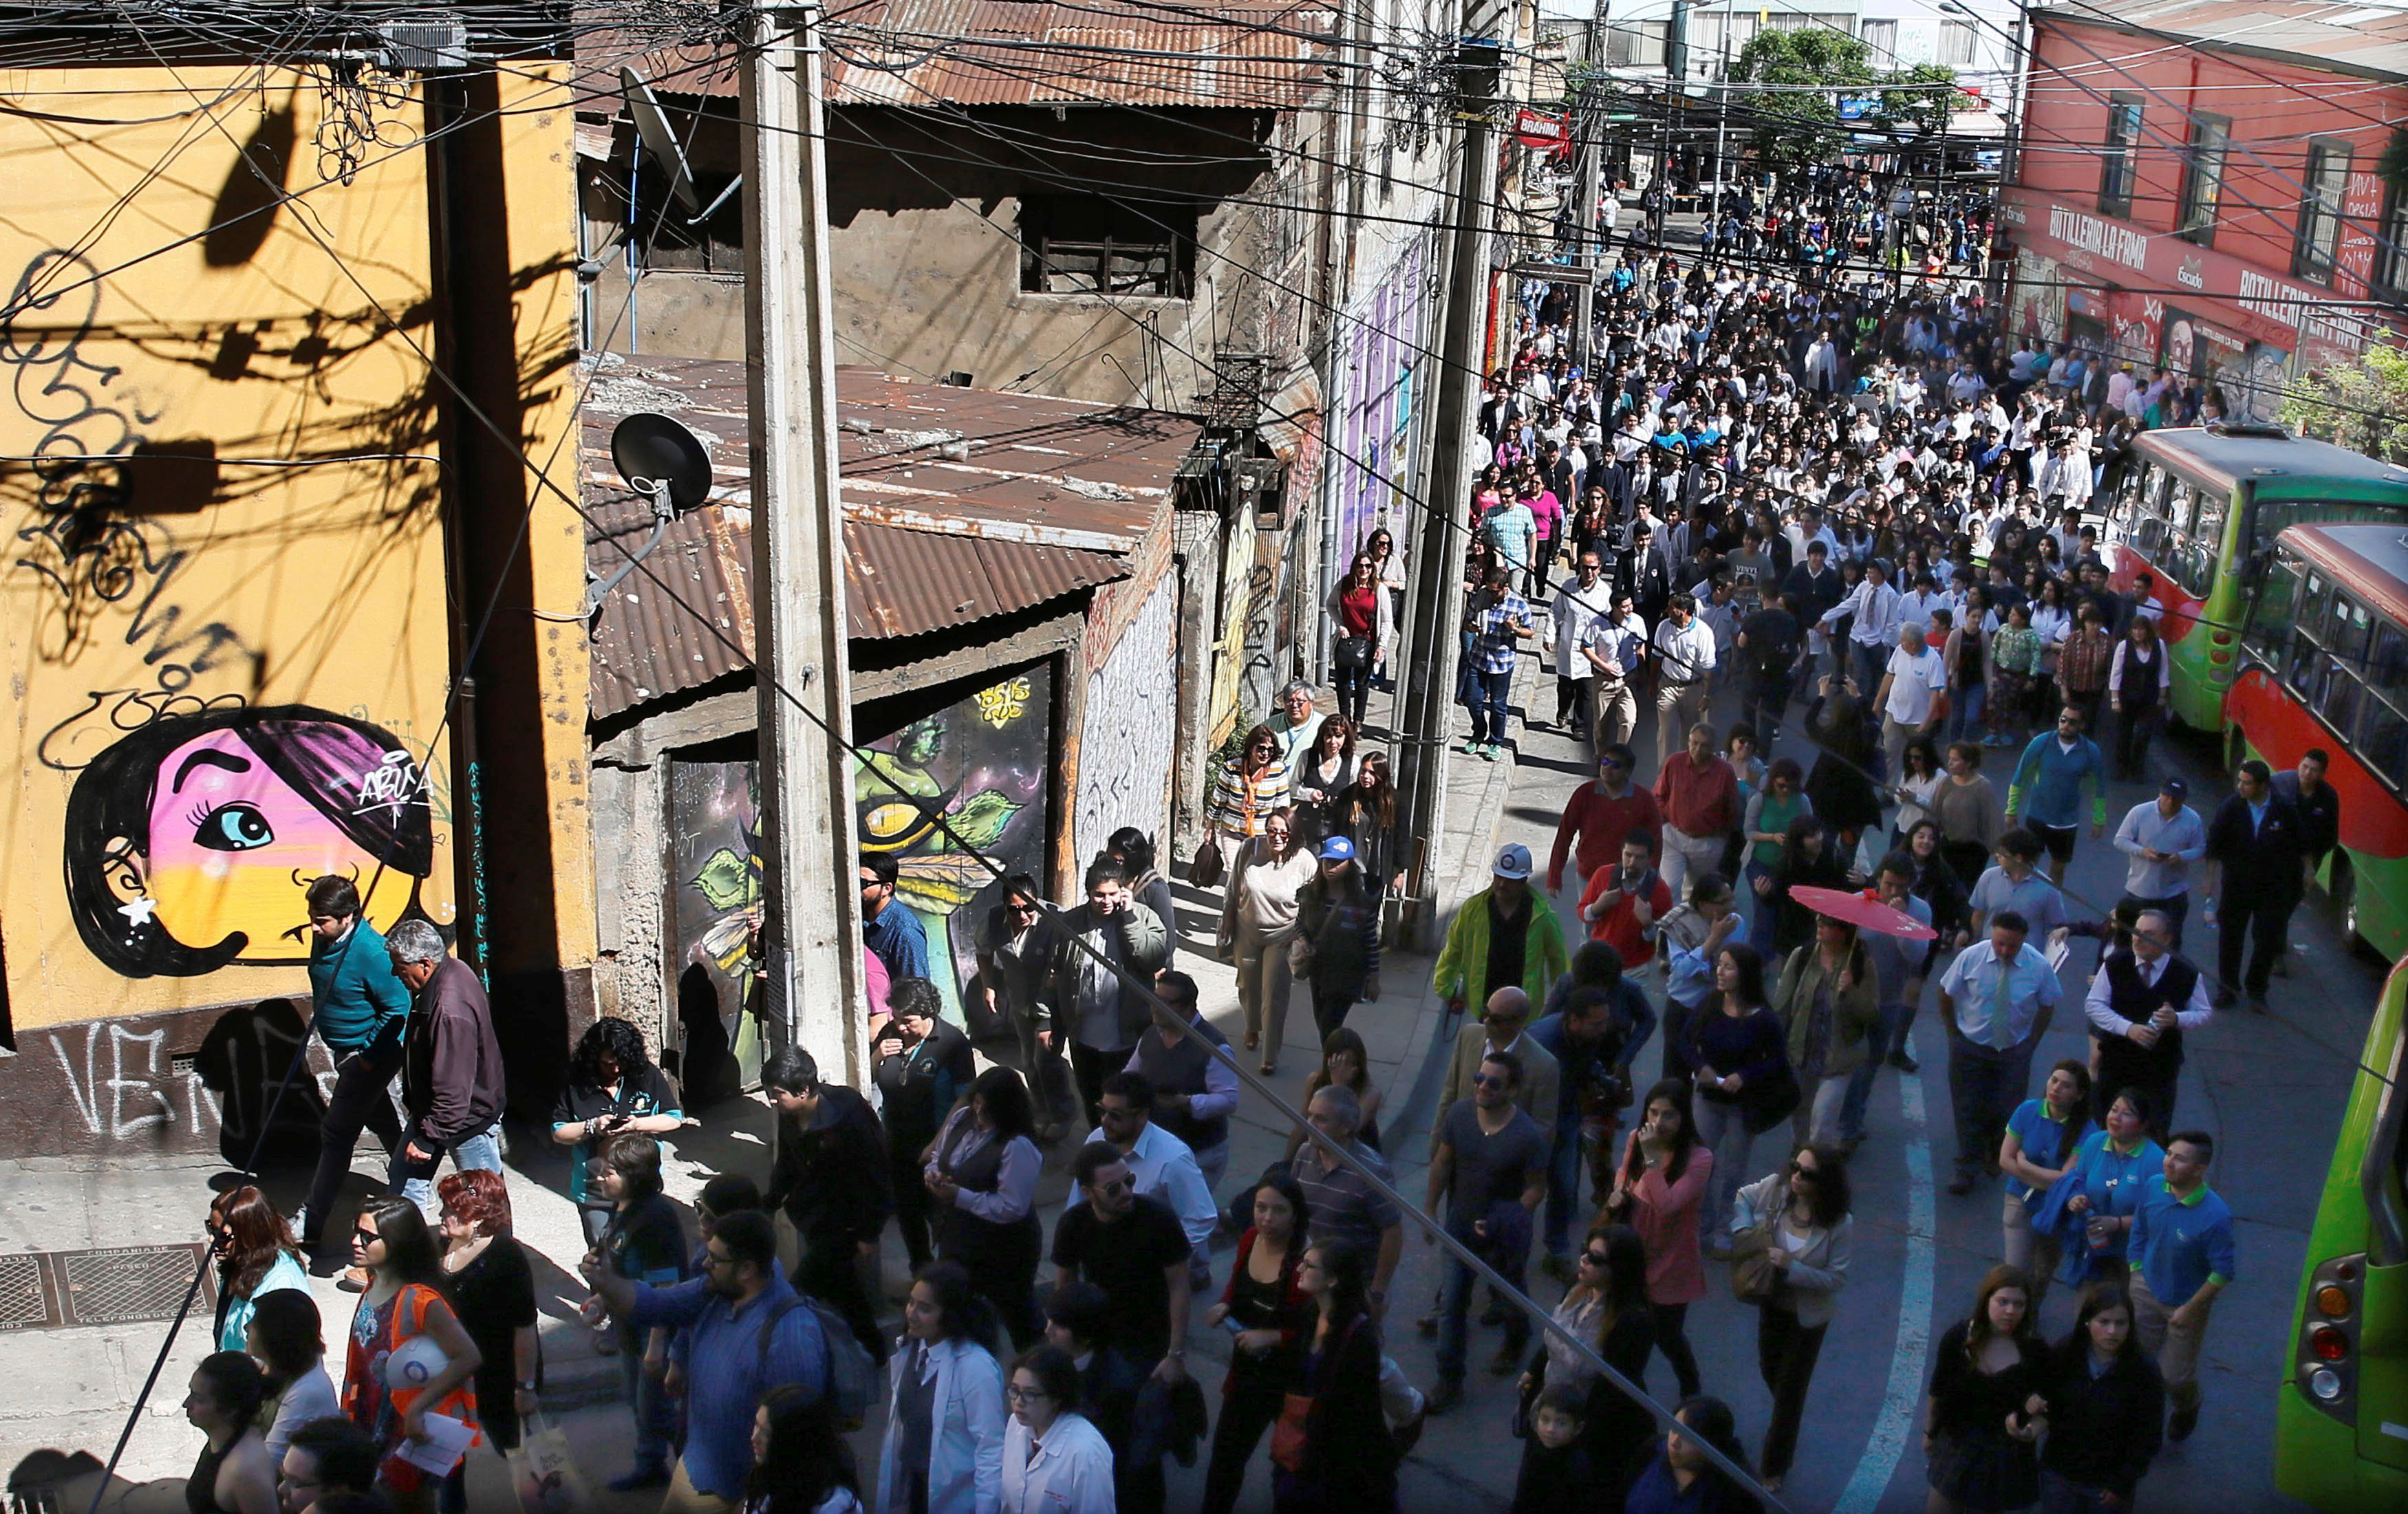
[{"left": 1318, "top": 835, "right": 1355, "bottom": 861}]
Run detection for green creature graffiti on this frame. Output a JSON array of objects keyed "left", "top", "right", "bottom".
[{"left": 855, "top": 670, "right": 1050, "bottom": 1024}]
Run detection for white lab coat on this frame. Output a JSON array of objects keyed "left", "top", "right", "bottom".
[
  {"left": 1000, "top": 1412, "right": 1117, "bottom": 1514},
  {"left": 875, "top": 1337, "right": 1007, "bottom": 1514}
]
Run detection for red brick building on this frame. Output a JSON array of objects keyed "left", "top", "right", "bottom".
[{"left": 2001, "top": 1, "right": 2408, "bottom": 419}]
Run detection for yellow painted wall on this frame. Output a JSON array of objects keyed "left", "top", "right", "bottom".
[{"left": 0, "top": 67, "right": 585, "bottom": 1030}]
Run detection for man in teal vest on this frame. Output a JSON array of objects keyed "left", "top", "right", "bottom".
[{"left": 293, "top": 874, "right": 411, "bottom": 1271}]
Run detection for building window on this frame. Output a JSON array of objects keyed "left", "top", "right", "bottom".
[
  {"left": 2175, "top": 113, "right": 2228, "bottom": 246},
  {"left": 1606, "top": 19, "right": 1668, "bottom": 68},
  {"left": 2294, "top": 138, "right": 2352, "bottom": 283},
  {"left": 1858, "top": 18, "right": 1898, "bottom": 64},
  {"left": 1939, "top": 19, "right": 1980, "bottom": 66},
  {"left": 2098, "top": 94, "right": 2142, "bottom": 217},
  {"left": 2376, "top": 182, "right": 2408, "bottom": 297},
  {"left": 1018, "top": 195, "right": 1196, "bottom": 297}
]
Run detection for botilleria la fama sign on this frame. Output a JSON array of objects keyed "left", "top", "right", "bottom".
[{"left": 2002, "top": 186, "right": 2385, "bottom": 363}]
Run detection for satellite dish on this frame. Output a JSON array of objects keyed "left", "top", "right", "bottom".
[
  {"left": 621, "top": 66, "right": 700, "bottom": 214},
  {"left": 610, "top": 411, "right": 713, "bottom": 510}
]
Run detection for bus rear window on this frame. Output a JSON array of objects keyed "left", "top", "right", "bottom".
[{"left": 2250, "top": 497, "right": 2408, "bottom": 559}]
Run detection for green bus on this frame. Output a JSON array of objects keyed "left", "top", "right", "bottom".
[
  {"left": 2230, "top": 525, "right": 2408, "bottom": 962},
  {"left": 2105, "top": 425, "right": 2408, "bottom": 732},
  {"left": 2275, "top": 951, "right": 2408, "bottom": 1512}
]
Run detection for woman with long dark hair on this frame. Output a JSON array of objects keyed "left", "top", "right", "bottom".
[
  {"left": 1201, "top": 1174, "right": 1314, "bottom": 1514},
  {"left": 1291, "top": 716, "right": 1359, "bottom": 843},
  {"left": 182, "top": 1350, "right": 279, "bottom": 1514},
  {"left": 2034, "top": 1283, "right": 2165, "bottom": 1513},
  {"left": 1999, "top": 1061, "right": 2096, "bottom": 1315},
  {"left": 1689, "top": 943, "right": 1787, "bottom": 1262},
  {"left": 2106, "top": 616, "right": 2169, "bottom": 781},
  {"left": 1741, "top": 760, "right": 1813, "bottom": 952},
  {"left": 1284, "top": 1026, "right": 1385, "bottom": 1157},
  {"left": 1273, "top": 1240, "right": 1397, "bottom": 1514},
  {"left": 1933, "top": 743, "right": 2005, "bottom": 893},
  {"left": 1753, "top": 815, "right": 1847, "bottom": 964},
  {"left": 343, "top": 1196, "right": 482, "bottom": 1514},
  {"left": 1605, "top": 1080, "right": 1711, "bottom": 1401},
  {"left": 1520, "top": 1222, "right": 1658, "bottom": 1486},
  {"left": 1106, "top": 827, "right": 1178, "bottom": 963},
  {"left": 1924, "top": 1265, "right": 2048, "bottom": 1514},
  {"left": 1730, "top": 1144, "right": 1853, "bottom": 1494},
  {"left": 874, "top": 1261, "right": 1007, "bottom": 1514},
  {"left": 1621, "top": 1395, "right": 1758, "bottom": 1514},
  {"left": 746, "top": 1384, "right": 863, "bottom": 1514},
  {"left": 1772, "top": 914, "right": 1880, "bottom": 1147},
  {"left": 1333, "top": 751, "right": 1406, "bottom": 897},
  {"left": 242, "top": 1290, "right": 335, "bottom": 1469},
  {"left": 1326, "top": 553, "right": 1393, "bottom": 729},
  {"left": 435, "top": 1169, "right": 539, "bottom": 1514},
  {"left": 1293, "top": 829, "right": 1382, "bottom": 1046},
  {"left": 925, "top": 1066, "right": 1045, "bottom": 1348},
  {"left": 211, "top": 1185, "right": 308, "bottom": 1354},
  {"left": 552, "top": 1015, "right": 683, "bottom": 1246}
]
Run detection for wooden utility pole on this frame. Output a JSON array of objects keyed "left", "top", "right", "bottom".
[
  {"left": 1393, "top": 29, "right": 1503, "bottom": 944},
  {"left": 740, "top": 3, "right": 863, "bottom": 1085}
]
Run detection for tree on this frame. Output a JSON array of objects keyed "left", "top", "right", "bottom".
[
  {"left": 1731, "top": 28, "right": 1875, "bottom": 182},
  {"left": 2279, "top": 343, "right": 2408, "bottom": 466},
  {"left": 1875, "top": 63, "right": 1959, "bottom": 140}
]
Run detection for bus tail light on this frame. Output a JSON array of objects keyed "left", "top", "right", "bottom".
[{"left": 2295, "top": 1254, "right": 2365, "bottom": 1421}]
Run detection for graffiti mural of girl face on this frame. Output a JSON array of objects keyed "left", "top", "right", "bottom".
[{"left": 64, "top": 706, "right": 438, "bottom": 978}]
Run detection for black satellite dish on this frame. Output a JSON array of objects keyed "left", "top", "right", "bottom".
[
  {"left": 610, "top": 411, "right": 714, "bottom": 510},
  {"left": 589, "top": 412, "right": 714, "bottom": 618}
]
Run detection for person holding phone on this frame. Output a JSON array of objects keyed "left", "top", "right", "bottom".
[{"left": 552, "top": 1017, "right": 683, "bottom": 1247}]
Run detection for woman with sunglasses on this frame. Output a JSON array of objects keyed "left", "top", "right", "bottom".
[
  {"left": 209, "top": 1185, "right": 308, "bottom": 1354},
  {"left": 1519, "top": 1222, "right": 1658, "bottom": 1488},
  {"left": 1203, "top": 724, "right": 1291, "bottom": 887},
  {"left": 343, "top": 1196, "right": 482, "bottom": 1514},
  {"left": 1728, "top": 1144, "right": 1853, "bottom": 1495}
]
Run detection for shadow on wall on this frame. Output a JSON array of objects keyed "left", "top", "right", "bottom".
[
  {"left": 202, "top": 104, "right": 295, "bottom": 268},
  {"left": 675, "top": 960, "right": 740, "bottom": 1110},
  {"left": 191, "top": 997, "right": 327, "bottom": 1170}
]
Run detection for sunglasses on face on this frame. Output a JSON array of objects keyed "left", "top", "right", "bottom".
[
  {"left": 1580, "top": 1248, "right": 1611, "bottom": 1268},
  {"left": 1789, "top": 1160, "right": 1818, "bottom": 1180},
  {"left": 1472, "top": 1072, "right": 1510, "bottom": 1090}
]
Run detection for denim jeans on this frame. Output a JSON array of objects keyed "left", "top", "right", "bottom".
[
  {"left": 617, "top": 1319, "right": 676, "bottom": 1476},
  {"left": 1689, "top": 1096, "right": 1756, "bottom": 1242},
  {"left": 1434, "top": 1206, "right": 1531, "bottom": 1383},
  {"left": 1949, "top": 679, "right": 1986, "bottom": 742},
  {"left": 2038, "top": 1469, "right": 2119, "bottom": 1514},
  {"left": 390, "top": 1116, "right": 503, "bottom": 1211},
  {"left": 1540, "top": 1122, "right": 1586, "bottom": 1259},
  {"left": 1469, "top": 669, "right": 1514, "bottom": 744}
]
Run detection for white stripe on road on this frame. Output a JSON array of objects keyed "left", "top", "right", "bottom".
[{"left": 1833, "top": 1072, "right": 1937, "bottom": 1514}]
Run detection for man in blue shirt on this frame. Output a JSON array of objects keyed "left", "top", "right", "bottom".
[
  {"left": 2113, "top": 779, "right": 2206, "bottom": 950},
  {"left": 583, "top": 1209, "right": 830, "bottom": 1508},
  {"left": 1527, "top": 972, "right": 1655, "bottom": 1275},
  {"left": 2127, "top": 1132, "right": 2235, "bottom": 1442},
  {"left": 1966, "top": 830, "right": 2070, "bottom": 940},
  {"left": 2006, "top": 704, "right": 2108, "bottom": 882},
  {"left": 859, "top": 852, "right": 930, "bottom": 986},
  {"left": 1462, "top": 564, "right": 1534, "bottom": 761},
  {"left": 1937, "top": 910, "right": 2062, "bottom": 1196}
]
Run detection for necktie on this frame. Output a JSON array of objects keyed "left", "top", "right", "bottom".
[{"left": 1990, "top": 954, "right": 2016, "bottom": 1050}]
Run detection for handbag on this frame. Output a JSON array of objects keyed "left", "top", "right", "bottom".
[
  {"left": 1287, "top": 929, "right": 1318, "bottom": 979},
  {"left": 1728, "top": 1215, "right": 1782, "bottom": 1305},
  {"left": 509, "top": 1414, "right": 594, "bottom": 1513},
  {"left": 1739, "top": 1059, "right": 1803, "bottom": 1137},
  {"left": 1335, "top": 633, "right": 1372, "bottom": 667},
  {"left": 1270, "top": 1389, "right": 1314, "bottom": 1472},
  {"left": 1189, "top": 840, "right": 1223, "bottom": 891}
]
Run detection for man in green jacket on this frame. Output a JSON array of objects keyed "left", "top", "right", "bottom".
[
  {"left": 293, "top": 874, "right": 411, "bottom": 1270},
  {"left": 1432, "top": 843, "right": 1571, "bottom": 1017}
]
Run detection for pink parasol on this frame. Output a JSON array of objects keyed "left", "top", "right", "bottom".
[{"left": 1788, "top": 885, "right": 1939, "bottom": 941}]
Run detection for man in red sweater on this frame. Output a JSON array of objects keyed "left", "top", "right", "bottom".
[
  {"left": 1580, "top": 830, "right": 1673, "bottom": 971},
  {"left": 1653, "top": 721, "right": 1739, "bottom": 902},
  {"left": 1545, "top": 744, "right": 1664, "bottom": 895}
]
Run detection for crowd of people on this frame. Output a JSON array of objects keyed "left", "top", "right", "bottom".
[{"left": 176, "top": 169, "right": 2332, "bottom": 1514}]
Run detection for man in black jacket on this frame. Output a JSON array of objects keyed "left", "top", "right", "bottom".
[
  {"left": 2268, "top": 748, "right": 2342, "bottom": 980},
  {"left": 384, "top": 919, "right": 504, "bottom": 1215},
  {"left": 764, "top": 1043, "right": 894, "bottom": 1361},
  {"left": 2201, "top": 759, "right": 2305, "bottom": 1014}
]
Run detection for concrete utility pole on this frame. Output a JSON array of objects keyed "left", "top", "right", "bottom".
[
  {"left": 740, "top": 3, "right": 864, "bottom": 1085},
  {"left": 1394, "top": 28, "right": 1503, "bottom": 946},
  {"left": 1572, "top": 0, "right": 1609, "bottom": 365}
]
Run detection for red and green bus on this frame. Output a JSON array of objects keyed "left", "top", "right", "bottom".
[
  {"left": 2106, "top": 425, "right": 2408, "bottom": 733},
  {"left": 2230, "top": 523, "right": 2408, "bottom": 962},
  {"left": 2275, "top": 951, "right": 2408, "bottom": 1513}
]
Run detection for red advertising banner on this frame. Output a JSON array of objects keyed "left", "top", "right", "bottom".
[
  {"left": 1999, "top": 186, "right": 2398, "bottom": 367},
  {"left": 1514, "top": 107, "right": 1569, "bottom": 151}
]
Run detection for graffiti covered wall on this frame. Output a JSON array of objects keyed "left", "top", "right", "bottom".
[
  {"left": 0, "top": 68, "right": 585, "bottom": 1152},
  {"left": 667, "top": 758, "right": 763, "bottom": 1105},
  {"left": 1073, "top": 574, "right": 1176, "bottom": 867},
  {"left": 856, "top": 666, "right": 1054, "bottom": 1025}
]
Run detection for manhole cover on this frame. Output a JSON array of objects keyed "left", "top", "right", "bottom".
[
  {"left": 52, "top": 1244, "right": 212, "bottom": 1328},
  {"left": 0, "top": 1252, "right": 54, "bottom": 1331}
]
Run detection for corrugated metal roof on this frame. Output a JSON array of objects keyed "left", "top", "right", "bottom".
[
  {"left": 573, "top": 1, "right": 1332, "bottom": 106},
  {"left": 2040, "top": 1, "right": 2408, "bottom": 81},
  {"left": 580, "top": 354, "right": 1191, "bottom": 722}
]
